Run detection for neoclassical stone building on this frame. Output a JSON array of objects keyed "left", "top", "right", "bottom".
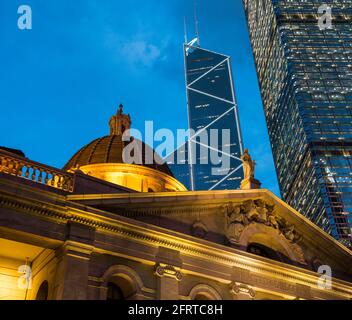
[{"left": 0, "top": 107, "right": 351, "bottom": 300}]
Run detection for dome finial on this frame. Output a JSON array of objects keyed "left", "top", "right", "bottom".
[
  {"left": 109, "top": 104, "right": 131, "bottom": 136},
  {"left": 118, "top": 103, "right": 123, "bottom": 114}
]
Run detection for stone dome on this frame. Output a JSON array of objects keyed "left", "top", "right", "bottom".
[
  {"left": 63, "top": 105, "right": 187, "bottom": 193},
  {"left": 63, "top": 135, "right": 173, "bottom": 177}
]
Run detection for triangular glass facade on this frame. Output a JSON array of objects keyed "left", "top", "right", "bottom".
[{"left": 167, "top": 44, "right": 244, "bottom": 191}]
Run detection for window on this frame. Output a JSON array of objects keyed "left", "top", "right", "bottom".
[
  {"left": 36, "top": 281, "right": 49, "bottom": 300},
  {"left": 107, "top": 282, "right": 125, "bottom": 300},
  {"left": 106, "top": 276, "right": 136, "bottom": 300}
]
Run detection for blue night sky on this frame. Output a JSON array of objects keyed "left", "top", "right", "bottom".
[{"left": 0, "top": 0, "right": 280, "bottom": 196}]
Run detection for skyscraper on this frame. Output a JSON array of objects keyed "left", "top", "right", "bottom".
[
  {"left": 168, "top": 40, "right": 244, "bottom": 191},
  {"left": 243, "top": 0, "right": 352, "bottom": 246}
]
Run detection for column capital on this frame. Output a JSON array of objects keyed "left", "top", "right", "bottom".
[
  {"left": 230, "top": 281, "right": 256, "bottom": 298},
  {"left": 56, "top": 240, "right": 94, "bottom": 260},
  {"left": 155, "top": 263, "right": 183, "bottom": 281}
]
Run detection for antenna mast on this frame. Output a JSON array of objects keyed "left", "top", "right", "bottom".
[
  {"left": 194, "top": 0, "right": 200, "bottom": 46},
  {"left": 184, "top": 16, "right": 188, "bottom": 44}
]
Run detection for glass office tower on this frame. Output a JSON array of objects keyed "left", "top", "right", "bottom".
[
  {"left": 167, "top": 142, "right": 192, "bottom": 190},
  {"left": 168, "top": 42, "right": 244, "bottom": 191},
  {"left": 243, "top": 0, "right": 352, "bottom": 246}
]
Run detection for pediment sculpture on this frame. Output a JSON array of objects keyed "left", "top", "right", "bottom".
[{"left": 223, "top": 199, "right": 306, "bottom": 264}]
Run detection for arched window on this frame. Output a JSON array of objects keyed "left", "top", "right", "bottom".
[
  {"left": 106, "top": 276, "right": 136, "bottom": 300},
  {"left": 107, "top": 282, "right": 125, "bottom": 300},
  {"left": 36, "top": 281, "right": 49, "bottom": 300},
  {"left": 103, "top": 265, "right": 144, "bottom": 300}
]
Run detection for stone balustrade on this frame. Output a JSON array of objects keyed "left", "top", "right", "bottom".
[{"left": 0, "top": 149, "right": 74, "bottom": 192}]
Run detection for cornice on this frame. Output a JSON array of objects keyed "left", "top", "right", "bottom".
[
  {"left": 0, "top": 193, "right": 70, "bottom": 223},
  {"left": 67, "top": 190, "right": 352, "bottom": 268}
]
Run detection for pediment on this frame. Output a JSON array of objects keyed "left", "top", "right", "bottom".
[{"left": 68, "top": 189, "right": 352, "bottom": 279}]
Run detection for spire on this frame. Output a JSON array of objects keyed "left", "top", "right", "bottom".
[
  {"left": 109, "top": 104, "right": 132, "bottom": 136},
  {"left": 194, "top": 0, "right": 200, "bottom": 46},
  {"left": 184, "top": 16, "right": 188, "bottom": 44}
]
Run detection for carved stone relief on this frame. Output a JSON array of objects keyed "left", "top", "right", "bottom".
[
  {"left": 223, "top": 199, "right": 306, "bottom": 265},
  {"left": 191, "top": 220, "right": 208, "bottom": 239}
]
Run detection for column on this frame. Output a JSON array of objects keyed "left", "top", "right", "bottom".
[
  {"left": 155, "top": 247, "right": 183, "bottom": 300},
  {"left": 155, "top": 264, "right": 183, "bottom": 300},
  {"left": 53, "top": 222, "right": 95, "bottom": 300}
]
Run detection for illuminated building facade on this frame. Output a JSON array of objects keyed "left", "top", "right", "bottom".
[
  {"left": 243, "top": 0, "right": 352, "bottom": 247},
  {"left": 168, "top": 42, "right": 244, "bottom": 191},
  {"left": 0, "top": 106, "right": 351, "bottom": 300}
]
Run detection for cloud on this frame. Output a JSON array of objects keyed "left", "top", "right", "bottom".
[
  {"left": 121, "top": 40, "right": 162, "bottom": 66},
  {"left": 103, "top": 27, "right": 170, "bottom": 70}
]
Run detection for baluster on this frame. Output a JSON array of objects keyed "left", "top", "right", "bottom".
[
  {"left": 13, "top": 160, "right": 21, "bottom": 176},
  {"left": 25, "top": 165, "right": 30, "bottom": 179},
  {"left": 5, "top": 158, "right": 10, "bottom": 174},
  {"left": 12, "top": 159, "right": 19, "bottom": 175},
  {"left": 17, "top": 162, "right": 24, "bottom": 177},
  {"left": 38, "top": 169, "right": 43, "bottom": 183},
  {"left": 44, "top": 171, "right": 49, "bottom": 185},
  {"left": 57, "top": 175, "right": 62, "bottom": 189},
  {"left": 61, "top": 176, "right": 66, "bottom": 191},
  {"left": 31, "top": 167, "right": 37, "bottom": 181},
  {"left": 62, "top": 176, "right": 69, "bottom": 191},
  {"left": 48, "top": 172, "right": 53, "bottom": 185},
  {"left": 61, "top": 176, "right": 66, "bottom": 190},
  {"left": 2, "top": 158, "right": 9, "bottom": 174},
  {"left": 10, "top": 159, "right": 15, "bottom": 175},
  {"left": 51, "top": 173, "right": 56, "bottom": 187},
  {"left": 8, "top": 159, "right": 14, "bottom": 175}
]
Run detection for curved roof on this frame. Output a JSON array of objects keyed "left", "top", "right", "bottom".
[{"left": 63, "top": 135, "right": 173, "bottom": 177}]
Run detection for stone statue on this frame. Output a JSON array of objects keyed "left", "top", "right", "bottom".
[
  {"left": 192, "top": 220, "right": 208, "bottom": 239},
  {"left": 254, "top": 199, "right": 268, "bottom": 223},
  {"left": 109, "top": 104, "right": 132, "bottom": 136},
  {"left": 224, "top": 203, "right": 247, "bottom": 243},
  {"left": 241, "top": 149, "right": 256, "bottom": 180},
  {"left": 267, "top": 212, "right": 279, "bottom": 229},
  {"left": 242, "top": 200, "right": 260, "bottom": 222},
  {"left": 281, "top": 221, "right": 295, "bottom": 242},
  {"left": 240, "top": 150, "right": 261, "bottom": 190},
  {"left": 117, "top": 104, "right": 123, "bottom": 115}
]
